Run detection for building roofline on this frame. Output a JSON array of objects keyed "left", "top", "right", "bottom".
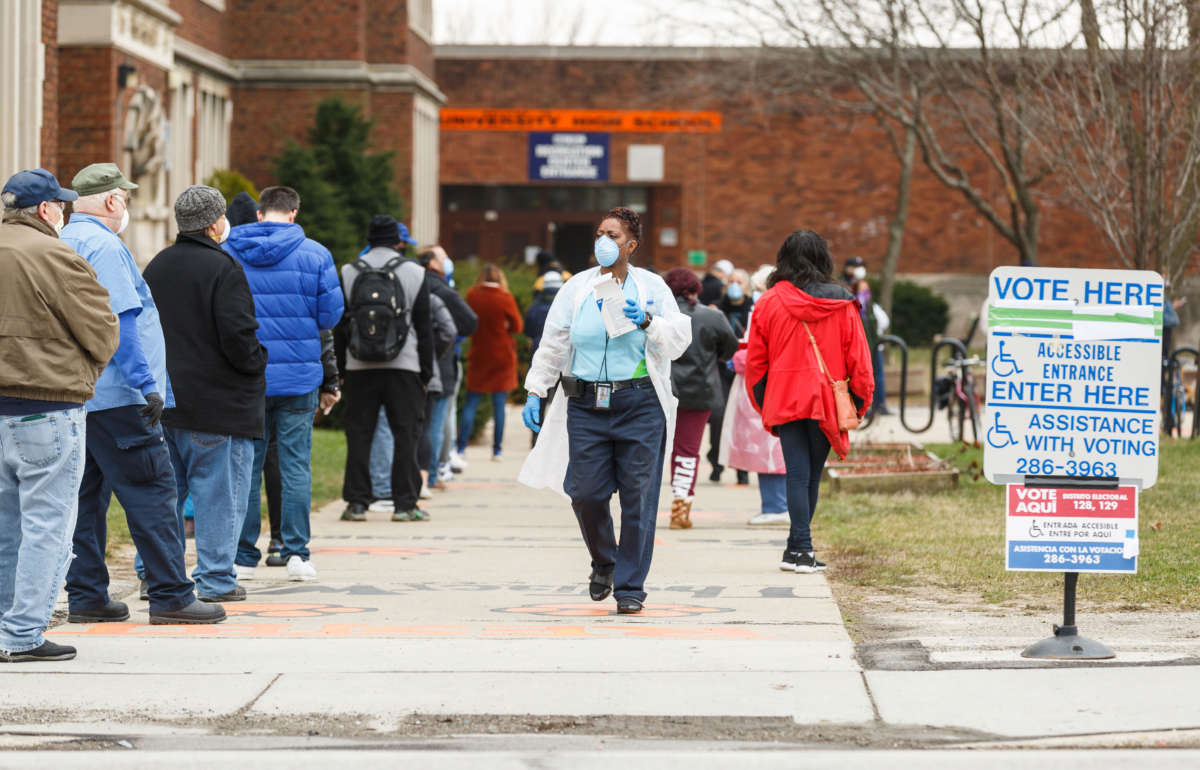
[{"left": 434, "top": 44, "right": 759, "bottom": 61}]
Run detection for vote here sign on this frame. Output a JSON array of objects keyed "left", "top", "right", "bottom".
[
  {"left": 1006, "top": 485, "right": 1138, "bottom": 573},
  {"left": 983, "top": 267, "right": 1163, "bottom": 488}
]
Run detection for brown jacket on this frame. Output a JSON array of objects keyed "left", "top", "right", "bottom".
[{"left": 0, "top": 211, "right": 120, "bottom": 403}]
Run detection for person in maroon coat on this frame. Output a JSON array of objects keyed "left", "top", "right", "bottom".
[
  {"left": 457, "top": 264, "right": 524, "bottom": 461},
  {"left": 746, "top": 229, "right": 874, "bottom": 574}
]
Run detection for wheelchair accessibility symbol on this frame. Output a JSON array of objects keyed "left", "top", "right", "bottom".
[
  {"left": 990, "top": 340, "right": 1024, "bottom": 378},
  {"left": 1028, "top": 520, "right": 1044, "bottom": 538},
  {"left": 986, "top": 413, "right": 1018, "bottom": 449}
]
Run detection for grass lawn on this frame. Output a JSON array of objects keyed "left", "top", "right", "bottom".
[
  {"left": 819, "top": 437, "right": 1200, "bottom": 611},
  {"left": 105, "top": 428, "right": 348, "bottom": 551}
]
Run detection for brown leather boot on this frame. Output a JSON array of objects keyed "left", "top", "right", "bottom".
[{"left": 669, "top": 497, "right": 694, "bottom": 529}]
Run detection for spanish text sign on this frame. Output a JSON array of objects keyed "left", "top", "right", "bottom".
[
  {"left": 1006, "top": 485, "right": 1138, "bottom": 573},
  {"left": 983, "top": 267, "right": 1163, "bottom": 488}
]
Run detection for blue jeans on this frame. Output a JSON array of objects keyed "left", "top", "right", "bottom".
[
  {"left": 0, "top": 408, "right": 86, "bottom": 654},
  {"left": 457, "top": 391, "right": 507, "bottom": 455},
  {"left": 777, "top": 419, "right": 832, "bottom": 553},
  {"left": 369, "top": 405, "right": 392, "bottom": 499},
  {"left": 239, "top": 390, "right": 317, "bottom": 566},
  {"left": 758, "top": 473, "right": 787, "bottom": 514},
  {"left": 563, "top": 384, "right": 666, "bottom": 603},
  {"left": 872, "top": 346, "right": 887, "bottom": 409},
  {"left": 426, "top": 394, "right": 452, "bottom": 479},
  {"left": 163, "top": 428, "right": 253, "bottom": 598}
]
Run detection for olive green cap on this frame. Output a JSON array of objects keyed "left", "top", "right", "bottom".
[{"left": 71, "top": 163, "right": 138, "bottom": 197}]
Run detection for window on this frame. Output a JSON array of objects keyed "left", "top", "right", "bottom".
[{"left": 194, "top": 78, "right": 231, "bottom": 183}]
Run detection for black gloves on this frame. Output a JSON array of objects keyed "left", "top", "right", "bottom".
[{"left": 141, "top": 392, "right": 164, "bottom": 427}]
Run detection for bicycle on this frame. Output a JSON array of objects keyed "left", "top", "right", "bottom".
[
  {"left": 942, "top": 356, "right": 984, "bottom": 445},
  {"left": 1163, "top": 346, "right": 1200, "bottom": 438}
]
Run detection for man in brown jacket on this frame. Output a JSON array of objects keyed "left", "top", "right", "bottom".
[{"left": 0, "top": 169, "right": 119, "bottom": 662}]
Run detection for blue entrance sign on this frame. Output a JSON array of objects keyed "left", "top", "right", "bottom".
[{"left": 528, "top": 132, "right": 609, "bottom": 181}]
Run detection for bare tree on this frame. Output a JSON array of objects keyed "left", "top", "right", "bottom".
[
  {"left": 1039, "top": 0, "right": 1200, "bottom": 283},
  {"left": 437, "top": 0, "right": 603, "bottom": 45}
]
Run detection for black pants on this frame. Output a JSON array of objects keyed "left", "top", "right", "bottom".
[
  {"left": 707, "top": 366, "right": 734, "bottom": 474},
  {"left": 67, "top": 405, "right": 194, "bottom": 613},
  {"left": 416, "top": 391, "right": 438, "bottom": 471},
  {"left": 778, "top": 419, "right": 832, "bottom": 554},
  {"left": 343, "top": 370, "right": 425, "bottom": 510}
]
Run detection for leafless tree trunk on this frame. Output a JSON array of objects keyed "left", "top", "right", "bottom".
[{"left": 880, "top": 118, "right": 917, "bottom": 313}]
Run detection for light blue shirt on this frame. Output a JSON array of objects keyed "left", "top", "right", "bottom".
[
  {"left": 570, "top": 276, "right": 648, "bottom": 381},
  {"left": 62, "top": 214, "right": 174, "bottom": 412}
]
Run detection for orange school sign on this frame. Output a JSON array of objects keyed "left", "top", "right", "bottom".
[{"left": 441, "top": 109, "right": 723, "bottom": 133}]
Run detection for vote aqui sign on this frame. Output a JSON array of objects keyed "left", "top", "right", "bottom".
[
  {"left": 983, "top": 267, "right": 1164, "bottom": 488},
  {"left": 1006, "top": 485, "right": 1139, "bottom": 573}
]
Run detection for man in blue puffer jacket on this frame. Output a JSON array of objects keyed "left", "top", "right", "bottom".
[{"left": 224, "top": 186, "right": 344, "bottom": 582}]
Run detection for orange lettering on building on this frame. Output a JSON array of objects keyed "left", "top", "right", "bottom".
[{"left": 441, "top": 109, "right": 722, "bottom": 133}]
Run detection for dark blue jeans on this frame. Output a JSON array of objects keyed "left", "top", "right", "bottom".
[
  {"left": 239, "top": 390, "right": 318, "bottom": 566},
  {"left": 777, "top": 419, "right": 832, "bottom": 554},
  {"left": 872, "top": 346, "right": 887, "bottom": 409},
  {"left": 457, "top": 391, "right": 507, "bottom": 455},
  {"left": 67, "top": 405, "right": 194, "bottom": 613},
  {"left": 563, "top": 383, "right": 666, "bottom": 603}
]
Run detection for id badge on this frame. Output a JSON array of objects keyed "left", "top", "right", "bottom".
[{"left": 594, "top": 383, "right": 613, "bottom": 410}]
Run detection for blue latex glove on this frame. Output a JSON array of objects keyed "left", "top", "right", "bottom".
[
  {"left": 623, "top": 298, "right": 646, "bottom": 327},
  {"left": 522, "top": 393, "right": 542, "bottom": 433}
]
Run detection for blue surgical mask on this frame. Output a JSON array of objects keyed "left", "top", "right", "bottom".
[
  {"left": 594, "top": 235, "right": 620, "bottom": 267},
  {"left": 727, "top": 282, "right": 744, "bottom": 301}
]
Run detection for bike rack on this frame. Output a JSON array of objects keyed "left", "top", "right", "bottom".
[
  {"left": 876, "top": 334, "right": 970, "bottom": 435},
  {"left": 1167, "top": 345, "right": 1200, "bottom": 439}
]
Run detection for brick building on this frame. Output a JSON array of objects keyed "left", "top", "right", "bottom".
[{"left": 1, "top": 2, "right": 1140, "bottom": 309}]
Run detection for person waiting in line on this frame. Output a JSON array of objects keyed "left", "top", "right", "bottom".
[
  {"left": 523, "top": 270, "right": 564, "bottom": 446},
  {"left": 0, "top": 169, "right": 119, "bottom": 661},
  {"left": 842, "top": 257, "right": 891, "bottom": 416},
  {"left": 662, "top": 268, "right": 737, "bottom": 530},
  {"left": 532, "top": 249, "right": 572, "bottom": 294},
  {"left": 457, "top": 265, "right": 523, "bottom": 462},
  {"left": 699, "top": 258, "right": 733, "bottom": 306},
  {"left": 721, "top": 345, "right": 790, "bottom": 528},
  {"left": 520, "top": 207, "right": 692, "bottom": 615},
  {"left": 746, "top": 230, "right": 874, "bottom": 573},
  {"left": 707, "top": 267, "right": 753, "bottom": 487}
]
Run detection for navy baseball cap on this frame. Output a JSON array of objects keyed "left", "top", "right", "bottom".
[{"left": 2, "top": 168, "right": 78, "bottom": 208}]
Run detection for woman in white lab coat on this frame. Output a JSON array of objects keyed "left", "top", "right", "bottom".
[{"left": 519, "top": 207, "right": 691, "bottom": 614}]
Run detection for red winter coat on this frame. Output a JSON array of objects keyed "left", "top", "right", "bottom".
[
  {"left": 465, "top": 283, "right": 523, "bottom": 393},
  {"left": 745, "top": 280, "right": 874, "bottom": 459}
]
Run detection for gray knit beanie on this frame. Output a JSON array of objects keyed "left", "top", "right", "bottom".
[{"left": 174, "top": 185, "right": 226, "bottom": 233}]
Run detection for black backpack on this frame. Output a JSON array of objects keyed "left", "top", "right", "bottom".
[{"left": 347, "top": 257, "right": 409, "bottom": 362}]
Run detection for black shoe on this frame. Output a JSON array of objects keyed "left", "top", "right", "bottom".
[
  {"left": 68, "top": 600, "right": 130, "bottom": 624},
  {"left": 0, "top": 640, "right": 76, "bottom": 662},
  {"left": 709, "top": 468, "right": 722, "bottom": 483},
  {"left": 736, "top": 470, "right": 750, "bottom": 485},
  {"left": 199, "top": 585, "right": 246, "bottom": 602},
  {"left": 589, "top": 569, "right": 614, "bottom": 602},
  {"left": 265, "top": 552, "right": 287, "bottom": 567},
  {"left": 341, "top": 503, "right": 367, "bottom": 522},
  {"left": 781, "top": 549, "right": 826, "bottom": 573},
  {"left": 616, "top": 597, "right": 644, "bottom": 614},
  {"left": 139, "top": 579, "right": 149, "bottom": 601},
  {"left": 269, "top": 538, "right": 283, "bottom": 552},
  {"left": 149, "top": 599, "right": 227, "bottom": 625}
]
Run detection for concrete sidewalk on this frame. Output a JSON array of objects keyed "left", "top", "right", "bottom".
[{"left": 3, "top": 407, "right": 1199, "bottom": 760}]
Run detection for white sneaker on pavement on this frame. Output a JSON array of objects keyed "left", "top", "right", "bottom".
[
  {"left": 419, "top": 484, "right": 433, "bottom": 500},
  {"left": 368, "top": 500, "right": 394, "bottom": 513},
  {"left": 450, "top": 451, "right": 467, "bottom": 472},
  {"left": 235, "top": 564, "right": 256, "bottom": 581},
  {"left": 748, "top": 512, "right": 790, "bottom": 526},
  {"left": 491, "top": 452, "right": 503, "bottom": 462},
  {"left": 438, "top": 463, "right": 454, "bottom": 483},
  {"left": 286, "top": 555, "right": 317, "bottom": 581}
]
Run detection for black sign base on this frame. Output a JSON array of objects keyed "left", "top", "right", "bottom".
[
  {"left": 1020, "top": 571, "right": 1115, "bottom": 660},
  {"left": 1021, "top": 625, "right": 1115, "bottom": 660}
]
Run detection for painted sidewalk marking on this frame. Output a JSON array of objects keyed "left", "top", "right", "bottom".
[{"left": 50, "top": 622, "right": 769, "bottom": 640}]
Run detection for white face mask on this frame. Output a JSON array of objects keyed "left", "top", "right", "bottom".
[
  {"left": 116, "top": 207, "right": 130, "bottom": 235},
  {"left": 216, "top": 217, "right": 231, "bottom": 244},
  {"left": 852, "top": 266, "right": 867, "bottom": 280},
  {"left": 52, "top": 208, "right": 65, "bottom": 237}
]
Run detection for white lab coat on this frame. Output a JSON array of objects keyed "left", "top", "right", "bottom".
[{"left": 518, "top": 266, "right": 693, "bottom": 499}]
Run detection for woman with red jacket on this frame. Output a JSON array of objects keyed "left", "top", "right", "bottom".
[
  {"left": 746, "top": 230, "right": 874, "bottom": 573},
  {"left": 458, "top": 264, "right": 523, "bottom": 461}
]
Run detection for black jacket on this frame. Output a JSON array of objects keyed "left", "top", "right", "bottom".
[
  {"left": 425, "top": 270, "right": 477, "bottom": 393},
  {"left": 719, "top": 295, "right": 754, "bottom": 338},
  {"left": 670, "top": 297, "right": 739, "bottom": 411},
  {"left": 144, "top": 233, "right": 268, "bottom": 439}
]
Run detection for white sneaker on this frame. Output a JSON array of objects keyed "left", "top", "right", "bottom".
[
  {"left": 491, "top": 452, "right": 503, "bottom": 462},
  {"left": 368, "top": 499, "right": 394, "bottom": 514},
  {"left": 449, "top": 451, "right": 467, "bottom": 472},
  {"left": 438, "top": 464, "right": 454, "bottom": 483},
  {"left": 419, "top": 484, "right": 433, "bottom": 500},
  {"left": 235, "top": 564, "right": 256, "bottom": 581},
  {"left": 748, "top": 512, "right": 790, "bottom": 526},
  {"left": 286, "top": 555, "right": 317, "bottom": 581}
]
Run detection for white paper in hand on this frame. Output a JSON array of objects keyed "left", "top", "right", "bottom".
[{"left": 593, "top": 276, "right": 637, "bottom": 338}]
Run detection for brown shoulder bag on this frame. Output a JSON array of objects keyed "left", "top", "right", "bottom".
[{"left": 802, "top": 321, "right": 860, "bottom": 432}]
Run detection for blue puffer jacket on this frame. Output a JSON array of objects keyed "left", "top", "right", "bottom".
[{"left": 225, "top": 221, "right": 344, "bottom": 397}]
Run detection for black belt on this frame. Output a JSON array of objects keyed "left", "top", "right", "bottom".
[{"left": 561, "top": 376, "right": 653, "bottom": 399}]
